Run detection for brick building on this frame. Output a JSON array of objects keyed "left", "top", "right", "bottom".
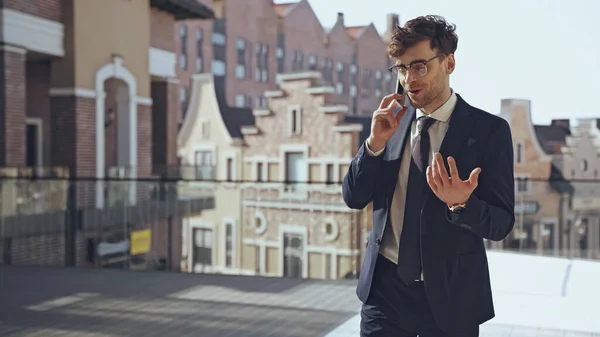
[
  {"left": 175, "top": 0, "right": 399, "bottom": 122},
  {"left": 0, "top": 0, "right": 215, "bottom": 268},
  {"left": 497, "top": 99, "right": 573, "bottom": 256},
  {"left": 177, "top": 70, "right": 373, "bottom": 279}
]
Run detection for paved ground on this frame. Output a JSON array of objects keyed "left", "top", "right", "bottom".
[
  {"left": 0, "top": 265, "right": 359, "bottom": 337},
  {"left": 1, "top": 265, "right": 599, "bottom": 337}
]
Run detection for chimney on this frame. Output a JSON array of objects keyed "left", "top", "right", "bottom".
[
  {"left": 337, "top": 12, "right": 344, "bottom": 25},
  {"left": 551, "top": 119, "right": 570, "bottom": 129},
  {"left": 386, "top": 13, "right": 399, "bottom": 34}
]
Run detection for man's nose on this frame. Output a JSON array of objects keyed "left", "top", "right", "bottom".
[{"left": 404, "top": 70, "right": 418, "bottom": 84}]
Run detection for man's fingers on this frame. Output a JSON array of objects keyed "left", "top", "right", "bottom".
[
  {"left": 373, "top": 110, "right": 397, "bottom": 128},
  {"left": 468, "top": 167, "right": 481, "bottom": 187},
  {"left": 378, "top": 93, "right": 404, "bottom": 109},
  {"left": 426, "top": 166, "right": 438, "bottom": 193},
  {"left": 395, "top": 106, "right": 408, "bottom": 123},
  {"left": 434, "top": 153, "right": 450, "bottom": 187},
  {"left": 447, "top": 156, "right": 460, "bottom": 180}
]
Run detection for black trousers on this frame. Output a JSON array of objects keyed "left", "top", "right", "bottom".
[{"left": 360, "top": 254, "right": 479, "bottom": 337}]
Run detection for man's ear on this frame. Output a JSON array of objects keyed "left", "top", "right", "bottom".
[{"left": 446, "top": 53, "right": 456, "bottom": 74}]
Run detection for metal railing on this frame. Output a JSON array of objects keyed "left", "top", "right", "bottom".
[{"left": 2, "top": 172, "right": 600, "bottom": 277}]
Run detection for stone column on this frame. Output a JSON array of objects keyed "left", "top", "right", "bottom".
[{"left": 0, "top": 45, "right": 27, "bottom": 167}]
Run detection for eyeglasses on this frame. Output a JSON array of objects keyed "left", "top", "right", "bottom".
[{"left": 388, "top": 53, "right": 446, "bottom": 79}]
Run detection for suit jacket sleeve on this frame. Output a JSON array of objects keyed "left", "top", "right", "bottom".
[
  {"left": 446, "top": 119, "right": 516, "bottom": 241},
  {"left": 342, "top": 142, "right": 384, "bottom": 209}
]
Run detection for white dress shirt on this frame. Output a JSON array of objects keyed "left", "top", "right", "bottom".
[{"left": 365, "top": 91, "right": 458, "bottom": 267}]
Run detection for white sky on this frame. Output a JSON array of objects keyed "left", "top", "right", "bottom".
[{"left": 275, "top": 0, "right": 600, "bottom": 125}]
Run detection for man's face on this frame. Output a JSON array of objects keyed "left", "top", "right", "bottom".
[{"left": 395, "top": 40, "right": 454, "bottom": 111}]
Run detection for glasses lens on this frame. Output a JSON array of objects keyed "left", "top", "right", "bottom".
[{"left": 413, "top": 63, "right": 427, "bottom": 76}]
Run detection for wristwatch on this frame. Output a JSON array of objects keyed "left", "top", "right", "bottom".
[{"left": 448, "top": 202, "right": 467, "bottom": 214}]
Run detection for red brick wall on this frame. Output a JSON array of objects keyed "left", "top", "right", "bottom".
[
  {"left": 150, "top": 8, "right": 175, "bottom": 50},
  {"left": 0, "top": 47, "right": 26, "bottom": 167},
  {"left": 50, "top": 95, "right": 96, "bottom": 206},
  {"left": 1, "top": 0, "right": 62, "bottom": 22},
  {"left": 137, "top": 104, "right": 152, "bottom": 179}
]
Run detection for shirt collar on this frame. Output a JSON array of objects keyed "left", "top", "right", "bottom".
[{"left": 415, "top": 89, "right": 457, "bottom": 123}]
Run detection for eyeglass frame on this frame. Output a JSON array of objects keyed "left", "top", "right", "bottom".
[{"left": 388, "top": 53, "right": 447, "bottom": 78}]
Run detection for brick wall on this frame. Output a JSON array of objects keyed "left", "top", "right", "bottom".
[
  {"left": 0, "top": 47, "right": 26, "bottom": 167},
  {"left": 50, "top": 95, "right": 96, "bottom": 206},
  {"left": 0, "top": 0, "right": 62, "bottom": 22},
  {"left": 150, "top": 8, "right": 175, "bottom": 50},
  {"left": 137, "top": 104, "right": 152, "bottom": 178}
]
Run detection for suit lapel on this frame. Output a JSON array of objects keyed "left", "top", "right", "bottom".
[{"left": 438, "top": 94, "right": 475, "bottom": 159}]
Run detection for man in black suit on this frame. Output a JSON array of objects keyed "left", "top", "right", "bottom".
[{"left": 342, "top": 15, "right": 515, "bottom": 336}]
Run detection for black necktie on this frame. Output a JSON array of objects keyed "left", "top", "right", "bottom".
[{"left": 397, "top": 116, "right": 435, "bottom": 285}]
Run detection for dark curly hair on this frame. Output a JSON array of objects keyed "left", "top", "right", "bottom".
[{"left": 388, "top": 15, "right": 458, "bottom": 58}]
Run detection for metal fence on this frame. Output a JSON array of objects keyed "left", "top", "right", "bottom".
[{"left": 2, "top": 171, "right": 600, "bottom": 277}]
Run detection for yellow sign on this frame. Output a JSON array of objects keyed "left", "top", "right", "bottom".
[{"left": 130, "top": 229, "right": 151, "bottom": 255}]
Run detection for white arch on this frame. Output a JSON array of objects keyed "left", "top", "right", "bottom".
[{"left": 95, "top": 56, "right": 138, "bottom": 208}]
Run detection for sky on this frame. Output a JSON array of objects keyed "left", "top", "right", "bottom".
[{"left": 275, "top": 0, "right": 600, "bottom": 125}]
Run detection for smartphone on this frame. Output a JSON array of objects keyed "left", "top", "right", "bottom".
[{"left": 395, "top": 79, "right": 408, "bottom": 108}]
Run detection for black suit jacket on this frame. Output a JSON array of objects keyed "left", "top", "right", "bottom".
[{"left": 342, "top": 94, "right": 515, "bottom": 331}]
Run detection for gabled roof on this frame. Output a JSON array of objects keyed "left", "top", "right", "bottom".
[
  {"left": 345, "top": 26, "right": 367, "bottom": 40},
  {"left": 534, "top": 124, "right": 570, "bottom": 154},
  {"left": 150, "top": 0, "right": 214, "bottom": 20},
  {"left": 273, "top": 2, "right": 299, "bottom": 18},
  {"left": 213, "top": 76, "right": 255, "bottom": 139}
]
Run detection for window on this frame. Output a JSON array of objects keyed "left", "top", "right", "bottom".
[
  {"left": 255, "top": 43, "right": 269, "bottom": 82},
  {"left": 515, "top": 175, "right": 531, "bottom": 193},
  {"left": 336, "top": 61, "right": 345, "bottom": 94},
  {"left": 326, "top": 164, "right": 335, "bottom": 184},
  {"left": 211, "top": 21, "right": 226, "bottom": 76},
  {"left": 226, "top": 157, "right": 234, "bottom": 181},
  {"left": 224, "top": 223, "right": 233, "bottom": 268},
  {"left": 322, "top": 58, "right": 333, "bottom": 83},
  {"left": 289, "top": 107, "right": 301, "bottom": 136},
  {"left": 179, "top": 25, "right": 187, "bottom": 70},
  {"left": 180, "top": 86, "right": 188, "bottom": 121},
  {"left": 308, "top": 55, "right": 317, "bottom": 70},
  {"left": 194, "top": 150, "right": 214, "bottom": 180},
  {"left": 210, "top": 60, "right": 224, "bottom": 76},
  {"left": 516, "top": 141, "right": 524, "bottom": 164},
  {"left": 236, "top": 38, "right": 247, "bottom": 79},
  {"left": 277, "top": 33, "right": 286, "bottom": 73},
  {"left": 292, "top": 51, "right": 303, "bottom": 71},
  {"left": 235, "top": 94, "right": 245, "bottom": 107},
  {"left": 257, "top": 162, "right": 264, "bottom": 181},
  {"left": 192, "top": 228, "right": 212, "bottom": 268},
  {"left": 195, "top": 28, "right": 203, "bottom": 72},
  {"left": 361, "top": 68, "right": 372, "bottom": 97},
  {"left": 25, "top": 118, "right": 42, "bottom": 167},
  {"left": 285, "top": 152, "right": 307, "bottom": 191}
]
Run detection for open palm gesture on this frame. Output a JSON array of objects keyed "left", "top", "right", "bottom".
[{"left": 426, "top": 152, "right": 481, "bottom": 206}]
